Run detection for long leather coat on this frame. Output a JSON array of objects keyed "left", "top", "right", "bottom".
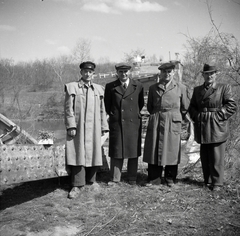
[
  {"left": 189, "top": 82, "right": 237, "bottom": 144},
  {"left": 104, "top": 79, "right": 144, "bottom": 159},
  {"left": 143, "top": 80, "right": 189, "bottom": 166},
  {"left": 64, "top": 80, "right": 109, "bottom": 166}
]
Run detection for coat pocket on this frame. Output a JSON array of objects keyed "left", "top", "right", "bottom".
[{"left": 171, "top": 114, "right": 182, "bottom": 133}]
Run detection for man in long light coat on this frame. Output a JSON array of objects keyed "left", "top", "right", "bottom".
[
  {"left": 189, "top": 64, "right": 237, "bottom": 191},
  {"left": 143, "top": 62, "right": 189, "bottom": 187},
  {"left": 104, "top": 63, "right": 144, "bottom": 185},
  {"left": 64, "top": 61, "right": 109, "bottom": 199}
]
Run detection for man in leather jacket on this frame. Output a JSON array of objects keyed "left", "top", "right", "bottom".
[{"left": 189, "top": 64, "right": 237, "bottom": 191}]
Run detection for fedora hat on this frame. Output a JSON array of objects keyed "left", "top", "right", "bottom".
[
  {"left": 158, "top": 62, "right": 175, "bottom": 71},
  {"left": 201, "top": 64, "right": 217, "bottom": 73}
]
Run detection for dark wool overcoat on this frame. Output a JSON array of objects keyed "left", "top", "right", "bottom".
[
  {"left": 104, "top": 79, "right": 144, "bottom": 159},
  {"left": 64, "top": 80, "right": 109, "bottom": 167},
  {"left": 143, "top": 80, "right": 189, "bottom": 166},
  {"left": 189, "top": 82, "right": 237, "bottom": 144}
]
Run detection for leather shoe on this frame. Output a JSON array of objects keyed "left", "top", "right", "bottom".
[
  {"left": 146, "top": 177, "right": 161, "bottom": 187},
  {"left": 68, "top": 187, "right": 82, "bottom": 199},
  {"left": 129, "top": 180, "right": 137, "bottom": 185}
]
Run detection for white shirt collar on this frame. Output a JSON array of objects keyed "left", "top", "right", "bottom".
[{"left": 120, "top": 78, "right": 130, "bottom": 86}]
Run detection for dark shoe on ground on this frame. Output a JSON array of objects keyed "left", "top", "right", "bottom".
[
  {"left": 68, "top": 187, "right": 82, "bottom": 199},
  {"left": 145, "top": 177, "right": 161, "bottom": 187},
  {"left": 128, "top": 180, "right": 137, "bottom": 185},
  {"left": 203, "top": 184, "right": 211, "bottom": 191},
  {"left": 166, "top": 182, "right": 175, "bottom": 187},
  {"left": 165, "top": 179, "right": 175, "bottom": 187}
]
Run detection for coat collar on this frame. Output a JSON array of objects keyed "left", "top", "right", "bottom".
[
  {"left": 157, "top": 79, "right": 177, "bottom": 92},
  {"left": 113, "top": 79, "right": 137, "bottom": 97},
  {"left": 198, "top": 82, "right": 217, "bottom": 102},
  {"left": 78, "top": 79, "right": 94, "bottom": 90}
]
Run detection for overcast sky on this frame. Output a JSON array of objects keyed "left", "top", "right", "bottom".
[{"left": 0, "top": 0, "right": 240, "bottom": 63}]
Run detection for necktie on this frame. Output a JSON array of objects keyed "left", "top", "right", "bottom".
[{"left": 123, "top": 83, "right": 127, "bottom": 90}]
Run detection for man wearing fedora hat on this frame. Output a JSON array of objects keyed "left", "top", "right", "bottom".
[
  {"left": 189, "top": 63, "right": 237, "bottom": 191},
  {"left": 104, "top": 63, "right": 144, "bottom": 185},
  {"left": 143, "top": 62, "right": 189, "bottom": 187},
  {"left": 64, "top": 61, "right": 109, "bottom": 199}
]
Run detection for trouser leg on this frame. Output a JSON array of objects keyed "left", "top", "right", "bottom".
[
  {"left": 164, "top": 165, "right": 178, "bottom": 183},
  {"left": 200, "top": 144, "right": 211, "bottom": 185},
  {"left": 147, "top": 164, "right": 163, "bottom": 181},
  {"left": 110, "top": 158, "right": 124, "bottom": 182},
  {"left": 210, "top": 142, "right": 226, "bottom": 186},
  {"left": 86, "top": 166, "right": 99, "bottom": 184},
  {"left": 71, "top": 165, "right": 86, "bottom": 187},
  {"left": 127, "top": 158, "right": 138, "bottom": 181}
]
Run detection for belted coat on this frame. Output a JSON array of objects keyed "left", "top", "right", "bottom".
[
  {"left": 64, "top": 80, "right": 109, "bottom": 167},
  {"left": 189, "top": 82, "right": 237, "bottom": 144},
  {"left": 104, "top": 79, "right": 144, "bottom": 159},
  {"left": 143, "top": 80, "right": 189, "bottom": 166}
]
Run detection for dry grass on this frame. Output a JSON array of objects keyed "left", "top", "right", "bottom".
[{"left": 1, "top": 166, "right": 240, "bottom": 236}]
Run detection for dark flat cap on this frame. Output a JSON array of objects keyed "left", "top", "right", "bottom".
[
  {"left": 158, "top": 62, "right": 175, "bottom": 70},
  {"left": 201, "top": 64, "right": 217, "bottom": 73},
  {"left": 79, "top": 61, "right": 96, "bottom": 70},
  {"left": 115, "top": 63, "right": 131, "bottom": 70}
]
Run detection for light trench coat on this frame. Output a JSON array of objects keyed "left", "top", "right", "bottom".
[
  {"left": 64, "top": 80, "right": 109, "bottom": 167},
  {"left": 143, "top": 79, "right": 189, "bottom": 166}
]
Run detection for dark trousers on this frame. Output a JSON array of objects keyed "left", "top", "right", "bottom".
[
  {"left": 148, "top": 164, "right": 178, "bottom": 183},
  {"left": 71, "top": 165, "right": 99, "bottom": 187},
  {"left": 110, "top": 157, "right": 138, "bottom": 182},
  {"left": 200, "top": 141, "right": 226, "bottom": 186}
]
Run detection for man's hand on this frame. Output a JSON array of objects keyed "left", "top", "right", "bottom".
[{"left": 67, "top": 128, "right": 77, "bottom": 137}]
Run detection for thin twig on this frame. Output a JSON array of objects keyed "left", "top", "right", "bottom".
[
  {"left": 84, "top": 222, "right": 102, "bottom": 236},
  {"left": 97, "top": 211, "right": 120, "bottom": 233}
]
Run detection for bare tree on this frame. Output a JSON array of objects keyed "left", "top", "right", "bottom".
[
  {"left": 206, "top": 0, "right": 240, "bottom": 85},
  {"left": 49, "top": 55, "right": 71, "bottom": 90},
  {"left": 71, "top": 38, "right": 92, "bottom": 64},
  {"left": 182, "top": 30, "right": 240, "bottom": 88},
  {"left": 148, "top": 54, "right": 159, "bottom": 63},
  {"left": 123, "top": 48, "right": 145, "bottom": 65}
]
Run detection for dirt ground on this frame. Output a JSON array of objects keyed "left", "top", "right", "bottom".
[{"left": 1, "top": 161, "right": 240, "bottom": 236}]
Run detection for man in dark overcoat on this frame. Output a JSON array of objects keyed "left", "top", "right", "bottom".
[
  {"left": 104, "top": 63, "right": 144, "bottom": 185},
  {"left": 189, "top": 64, "right": 237, "bottom": 191}
]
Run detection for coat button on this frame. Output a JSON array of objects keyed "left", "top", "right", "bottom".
[{"left": 122, "top": 109, "right": 124, "bottom": 112}]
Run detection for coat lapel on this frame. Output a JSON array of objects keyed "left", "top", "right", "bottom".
[
  {"left": 202, "top": 87, "right": 215, "bottom": 101},
  {"left": 113, "top": 79, "right": 125, "bottom": 95},
  {"left": 156, "top": 79, "right": 176, "bottom": 97},
  {"left": 123, "top": 79, "right": 137, "bottom": 98},
  {"left": 197, "top": 83, "right": 217, "bottom": 104},
  {"left": 165, "top": 80, "right": 176, "bottom": 93}
]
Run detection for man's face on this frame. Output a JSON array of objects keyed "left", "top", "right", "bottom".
[
  {"left": 202, "top": 71, "right": 217, "bottom": 85},
  {"left": 159, "top": 69, "right": 175, "bottom": 83},
  {"left": 117, "top": 69, "right": 130, "bottom": 82},
  {"left": 80, "top": 69, "right": 94, "bottom": 82}
]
